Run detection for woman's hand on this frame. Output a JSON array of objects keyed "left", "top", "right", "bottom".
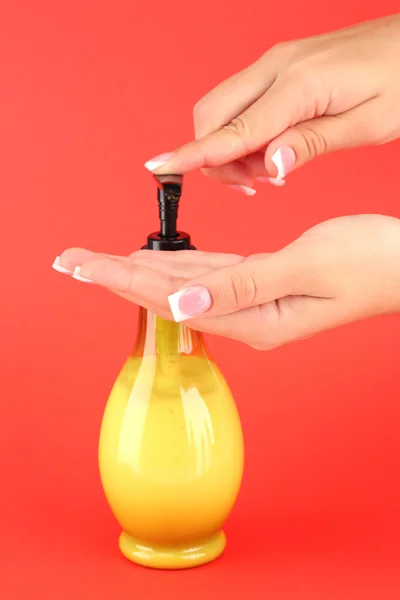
[
  {"left": 54, "top": 215, "right": 400, "bottom": 350},
  {"left": 144, "top": 15, "right": 400, "bottom": 194}
]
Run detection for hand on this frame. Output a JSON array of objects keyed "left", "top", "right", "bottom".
[
  {"left": 55, "top": 215, "right": 400, "bottom": 350},
  {"left": 144, "top": 15, "right": 400, "bottom": 194}
]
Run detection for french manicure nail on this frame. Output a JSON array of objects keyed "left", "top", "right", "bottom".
[
  {"left": 168, "top": 286, "right": 212, "bottom": 322},
  {"left": 144, "top": 152, "right": 174, "bottom": 172},
  {"left": 256, "top": 176, "right": 285, "bottom": 186},
  {"left": 270, "top": 146, "right": 296, "bottom": 181},
  {"left": 72, "top": 266, "right": 96, "bottom": 284},
  {"left": 267, "top": 177, "right": 286, "bottom": 187},
  {"left": 52, "top": 256, "right": 73, "bottom": 275},
  {"left": 229, "top": 185, "right": 257, "bottom": 196}
]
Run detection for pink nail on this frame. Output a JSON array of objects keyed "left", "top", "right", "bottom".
[
  {"left": 52, "top": 256, "right": 73, "bottom": 275},
  {"left": 168, "top": 286, "right": 212, "bottom": 322},
  {"left": 270, "top": 146, "right": 296, "bottom": 183},
  {"left": 267, "top": 177, "right": 286, "bottom": 187},
  {"left": 72, "top": 267, "right": 96, "bottom": 284},
  {"left": 144, "top": 152, "right": 174, "bottom": 172},
  {"left": 229, "top": 185, "right": 257, "bottom": 196},
  {"left": 256, "top": 176, "right": 286, "bottom": 187}
]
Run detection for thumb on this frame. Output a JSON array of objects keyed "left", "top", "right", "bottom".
[
  {"left": 167, "top": 251, "right": 305, "bottom": 322},
  {"left": 265, "top": 99, "right": 381, "bottom": 181}
]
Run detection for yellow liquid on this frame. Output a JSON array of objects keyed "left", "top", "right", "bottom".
[{"left": 99, "top": 349, "right": 244, "bottom": 569}]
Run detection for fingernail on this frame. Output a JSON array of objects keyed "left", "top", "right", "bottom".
[
  {"left": 267, "top": 177, "right": 286, "bottom": 187},
  {"left": 270, "top": 146, "right": 296, "bottom": 182},
  {"left": 72, "top": 266, "right": 96, "bottom": 284},
  {"left": 229, "top": 185, "right": 257, "bottom": 196},
  {"left": 52, "top": 256, "right": 73, "bottom": 275},
  {"left": 144, "top": 152, "right": 174, "bottom": 172},
  {"left": 256, "top": 176, "right": 285, "bottom": 186},
  {"left": 168, "top": 286, "right": 212, "bottom": 322}
]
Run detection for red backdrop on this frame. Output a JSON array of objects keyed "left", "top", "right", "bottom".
[{"left": 1, "top": 1, "right": 399, "bottom": 598}]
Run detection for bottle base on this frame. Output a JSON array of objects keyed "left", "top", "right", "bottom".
[{"left": 119, "top": 530, "right": 226, "bottom": 570}]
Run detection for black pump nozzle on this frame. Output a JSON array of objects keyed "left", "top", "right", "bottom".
[
  {"left": 156, "top": 174, "right": 182, "bottom": 240},
  {"left": 143, "top": 174, "right": 195, "bottom": 251}
]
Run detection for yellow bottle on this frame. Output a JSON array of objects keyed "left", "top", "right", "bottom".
[
  {"left": 98, "top": 174, "right": 244, "bottom": 568},
  {"left": 99, "top": 309, "right": 244, "bottom": 569}
]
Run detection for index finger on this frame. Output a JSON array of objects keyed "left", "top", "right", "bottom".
[
  {"left": 193, "top": 53, "right": 277, "bottom": 140},
  {"left": 147, "top": 76, "right": 304, "bottom": 176}
]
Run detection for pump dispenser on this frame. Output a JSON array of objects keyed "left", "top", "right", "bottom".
[
  {"left": 98, "top": 175, "right": 244, "bottom": 569},
  {"left": 143, "top": 174, "right": 195, "bottom": 251}
]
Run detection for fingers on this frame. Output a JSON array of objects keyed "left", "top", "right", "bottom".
[
  {"left": 55, "top": 252, "right": 322, "bottom": 350},
  {"left": 130, "top": 250, "right": 246, "bottom": 280},
  {"left": 75, "top": 257, "right": 183, "bottom": 317},
  {"left": 206, "top": 98, "right": 384, "bottom": 187},
  {"left": 199, "top": 160, "right": 257, "bottom": 190},
  {"left": 199, "top": 151, "right": 272, "bottom": 191},
  {"left": 129, "top": 249, "right": 245, "bottom": 268},
  {"left": 58, "top": 248, "right": 131, "bottom": 273},
  {"left": 195, "top": 295, "right": 327, "bottom": 349},
  {"left": 54, "top": 249, "right": 349, "bottom": 351},
  {"left": 55, "top": 251, "right": 284, "bottom": 348},
  {"left": 146, "top": 44, "right": 298, "bottom": 189},
  {"left": 189, "top": 290, "right": 363, "bottom": 350},
  {"left": 124, "top": 256, "right": 224, "bottom": 280},
  {"left": 144, "top": 45, "right": 386, "bottom": 188},
  {"left": 55, "top": 250, "right": 246, "bottom": 306},
  {"left": 263, "top": 98, "right": 383, "bottom": 177},
  {"left": 144, "top": 76, "right": 309, "bottom": 176},
  {"left": 166, "top": 249, "right": 312, "bottom": 322},
  {"left": 57, "top": 248, "right": 245, "bottom": 275},
  {"left": 66, "top": 251, "right": 305, "bottom": 322},
  {"left": 193, "top": 53, "right": 279, "bottom": 139},
  {"left": 57, "top": 248, "right": 103, "bottom": 273}
]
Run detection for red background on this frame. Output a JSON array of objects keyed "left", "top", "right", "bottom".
[{"left": 1, "top": 1, "right": 399, "bottom": 598}]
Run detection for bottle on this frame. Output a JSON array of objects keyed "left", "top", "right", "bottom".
[{"left": 98, "top": 175, "right": 244, "bottom": 569}]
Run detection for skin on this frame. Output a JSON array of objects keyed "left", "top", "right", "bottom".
[
  {"left": 59, "top": 215, "right": 400, "bottom": 350},
  {"left": 57, "top": 15, "right": 400, "bottom": 350},
  {"left": 150, "top": 14, "right": 400, "bottom": 187}
]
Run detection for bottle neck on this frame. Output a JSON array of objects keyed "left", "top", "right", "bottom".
[{"left": 132, "top": 307, "right": 207, "bottom": 358}]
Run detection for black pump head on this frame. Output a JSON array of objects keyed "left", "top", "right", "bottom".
[{"left": 143, "top": 174, "right": 195, "bottom": 251}]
